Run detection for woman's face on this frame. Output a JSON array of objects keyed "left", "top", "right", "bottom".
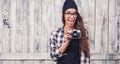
[{"left": 64, "top": 8, "right": 77, "bottom": 27}]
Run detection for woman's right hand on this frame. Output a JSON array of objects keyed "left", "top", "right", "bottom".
[
  {"left": 59, "top": 31, "right": 72, "bottom": 54},
  {"left": 64, "top": 32, "right": 72, "bottom": 43}
]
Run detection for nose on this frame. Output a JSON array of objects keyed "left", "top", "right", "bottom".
[
  {"left": 69, "top": 15, "right": 74, "bottom": 18},
  {"left": 69, "top": 15, "right": 74, "bottom": 20}
]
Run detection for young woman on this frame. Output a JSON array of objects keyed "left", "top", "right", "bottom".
[{"left": 49, "top": 0, "right": 90, "bottom": 64}]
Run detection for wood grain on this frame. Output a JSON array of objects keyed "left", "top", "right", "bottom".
[{"left": 0, "top": 0, "right": 119, "bottom": 64}]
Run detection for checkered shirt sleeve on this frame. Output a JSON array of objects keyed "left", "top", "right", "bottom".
[
  {"left": 49, "top": 29, "right": 64, "bottom": 61},
  {"left": 81, "top": 52, "right": 90, "bottom": 64}
]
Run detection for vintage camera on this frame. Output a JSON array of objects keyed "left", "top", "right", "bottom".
[{"left": 68, "top": 29, "right": 81, "bottom": 39}]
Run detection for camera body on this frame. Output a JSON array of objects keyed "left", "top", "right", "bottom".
[{"left": 68, "top": 29, "right": 81, "bottom": 39}]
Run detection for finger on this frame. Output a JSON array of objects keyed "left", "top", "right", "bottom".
[
  {"left": 66, "top": 34, "right": 71, "bottom": 37},
  {"left": 66, "top": 34, "right": 72, "bottom": 39},
  {"left": 66, "top": 32, "right": 71, "bottom": 36}
]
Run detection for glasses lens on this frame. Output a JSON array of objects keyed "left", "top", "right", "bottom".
[{"left": 65, "top": 12, "right": 77, "bottom": 17}]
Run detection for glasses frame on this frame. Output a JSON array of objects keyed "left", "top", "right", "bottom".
[{"left": 64, "top": 12, "right": 78, "bottom": 18}]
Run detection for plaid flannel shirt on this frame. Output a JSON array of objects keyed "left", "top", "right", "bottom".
[{"left": 49, "top": 27, "right": 90, "bottom": 64}]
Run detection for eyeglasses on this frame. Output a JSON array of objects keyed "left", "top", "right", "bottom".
[{"left": 64, "top": 12, "right": 77, "bottom": 18}]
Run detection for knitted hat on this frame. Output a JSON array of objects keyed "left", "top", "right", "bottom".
[{"left": 62, "top": 0, "right": 78, "bottom": 13}]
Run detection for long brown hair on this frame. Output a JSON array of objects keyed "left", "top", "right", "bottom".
[{"left": 62, "top": 12, "right": 90, "bottom": 58}]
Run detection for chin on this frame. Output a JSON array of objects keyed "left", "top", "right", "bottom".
[
  {"left": 69, "top": 25, "right": 74, "bottom": 27},
  {"left": 69, "top": 24, "right": 74, "bottom": 26}
]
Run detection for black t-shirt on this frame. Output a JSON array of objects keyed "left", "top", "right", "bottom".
[{"left": 57, "top": 39, "right": 80, "bottom": 64}]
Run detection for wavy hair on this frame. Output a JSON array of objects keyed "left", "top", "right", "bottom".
[{"left": 62, "top": 12, "right": 90, "bottom": 58}]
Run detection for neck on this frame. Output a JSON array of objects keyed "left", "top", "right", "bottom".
[{"left": 64, "top": 25, "right": 74, "bottom": 31}]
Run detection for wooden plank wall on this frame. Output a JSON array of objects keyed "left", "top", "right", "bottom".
[{"left": 0, "top": 0, "right": 120, "bottom": 64}]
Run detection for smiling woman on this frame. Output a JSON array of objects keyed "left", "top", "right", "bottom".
[
  {"left": 49, "top": 0, "right": 90, "bottom": 64},
  {"left": 64, "top": 9, "right": 77, "bottom": 27}
]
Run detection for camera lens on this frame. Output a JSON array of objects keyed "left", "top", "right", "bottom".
[{"left": 72, "top": 31, "right": 78, "bottom": 37}]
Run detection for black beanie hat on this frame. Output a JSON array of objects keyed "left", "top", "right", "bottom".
[{"left": 62, "top": 0, "right": 78, "bottom": 13}]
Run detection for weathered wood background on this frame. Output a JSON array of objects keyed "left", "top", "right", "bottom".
[{"left": 0, "top": 0, "right": 120, "bottom": 64}]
